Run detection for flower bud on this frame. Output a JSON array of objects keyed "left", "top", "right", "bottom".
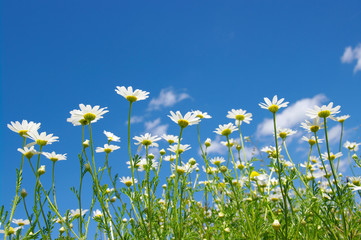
[
  {"left": 37, "top": 165, "right": 46, "bottom": 176},
  {"left": 21, "top": 188, "right": 28, "bottom": 198},
  {"left": 272, "top": 219, "right": 281, "bottom": 231},
  {"left": 122, "top": 218, "right": 127, "bottom": 223},
  {"left": 220, "top": 166, "right": 227, "bottom": 173},
  {"left": 162, "top": 184, "right": 167, "bottom": 189},
  {"left": 188, "top": 158, "right": 196, "bottom": 165},
  {"left": 84, "top": 163, "right": 91, "bottom": 172},
  {"left": 224, "top": 227, "right": 230, "bottom": 233},
  {"left": 160, "top": 149, "right": 166, "bottom": 155},
  {"left": 59, "top": 227, "right": 66, "bottom": 233},
  {"left": 148, "top": 154, "right": 154, "bottom": 160},
  {"left": 218, "top": 212, "right": 225, "bottom": 218},
  {"left": 110, "top": 197, "right": 117, "bottom": 203},
  {"left": 83, "top": 140, "right": 90, "bottom": 148}
]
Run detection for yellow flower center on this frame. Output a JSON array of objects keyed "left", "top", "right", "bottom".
[
  {"left": 237, "top": 164, "right": 245, "bottom": 170},
  {"left": 310, "top": 125, "right": 319, "bottom": 133},
  {"left": 176, "top": 149, "right": 184, "bottom": 154},
  {"left": 352, "top": 179, "right": 361, "bottom": 186},
  {"left": 36, "top": 139, "right": 48, "bottom": 146},
  {"left": 235, "top": 115, "right": 245, "bottom": 121},
  {"left": 318, "top": 110, "right": 331, "bottom": 118},
  {"left": 141, "top": 140, "right": 152, "bottom": 146},
  {"left": 196, "top": 114, "right": 204, "bottom": 119},
  {"left": 18, "top": 130, "right": 28, "bottom": 136},
  {"left": 328, "top": 154, "right": 335, "bottom": 161},
  {"left": 308, "top": 139, "right": 316, "bottom": 146},
  {"left": 268, "top": 105, "right": 279, "bottom": 113},
  {"left": 79, "top": 119, "right": 88, "bottom": 125},
  {"left": 311, "top": 159, "right": 317, "bottom": 163},
  {"left": 18, "top": 222, "right": 25, "bottom": 227},
  {"left": 83, "top": 113, "right": 96, "bottom": 121},
  {"left": 176, "top": 168, "right": 186, "bottom": 175},
  {"left": 168, "top": 140, "right": 175, "bottom": 144},
  {"left": 125, "top": 181, "right": 133, "bottom": 187},
  {"left": 221, "top": 129, "right": 232, "bottom": 136},
  {"left": 279, "top": 132, "right": 287, "bottom": 139},
  {"left": 25, "top": 152, "right": 35, "bottom": 159},
  {"left": 104, "top": 148, "right": 112, "bottom": 154},
  {"left": 178, "top": 119, "right": 189, "bottom": 128},
  {"left": 126, "top": 95, "right": 138, "bottom": 102},
  {"left": 8, "top": 227, "right": 15, "bottom": 235},
  {"left": 250, "top": 171, "right": 260, "bottom": 180},
  {"left": 50, "top": 157, "right": 59, "bottom": 162},
  {"left": 214, "top": 160, "right": 221, "bottom": 166}
]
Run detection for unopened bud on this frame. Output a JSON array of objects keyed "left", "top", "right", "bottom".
[
  {"left": 162, "top": 184, "right": 167, "bottom": 189},
  {"left": 110, "top": 197, "right": 117, "bottom": 203},
  {"left": 37, "top": 165, "right": 46, "bottom": 176},
  {"left": 160, "top": 149, "right": 166, "bottom": 155},
  {"left": 122, "top": 218, "right": 127, "bottom": 223},
  {"left": 21, "top": 188, "right": 27, "bottom": 198},
  {"left": 148, "top": 154, "right": 154, "bottom": 160},
  {"left": 272, "top": 219, "right": 281, "bottom": 231},
  {"left": 188, "top": 158, "right": 196, "bottom": 165},
  {"left": 59, "top": 227, "right": 66, "bottom": 233},
  {"left": 83, "top": 140, "right": 89, "bottom": 148},
  {"left": 220, "top": 166, "right": 227, "bottom": 173},
  {"left": 84, "top": 163, "right": 91, "bottom": 172}
]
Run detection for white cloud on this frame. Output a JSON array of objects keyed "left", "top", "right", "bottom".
[
  {"left": 148, "top": 88, "right": 190, "bottom": 111},
  {"left": 327, "top": 125, "right": 341, "bottom": 145},
  {"left": 256, "top": 94, "right": 327, "bottom": 137},
  {"left": 341, "top": 44, "right": 361, "bottom": 73},
  {"left": 127, "top": 116, "right": 144, "bottom": 124},
  {"left": 144, "top": 118, "right": 168, "bottom": 136},
  {"left": 206, "top": 136, "right": 227, "bottom": 155}
]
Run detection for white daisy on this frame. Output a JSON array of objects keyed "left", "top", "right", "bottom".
[
  {"left": 164, "top": 155, "right": 176, "bottom": 162},
  {"left": 115, "top": 86, "right": 149, "bottom": 102},
  {"left": 133, "top": 133, "right": 161, "bottom": 150},
  {"left": 137, "top": 158, "right": 158, "bottom": 172},
  {"left": 227, "top": 109, "right": 252, "bottom": 126},
  {"left": 119, "top": 176, "right": 138, "bottom": 187},
  {"left": 332, "top": 114, "right": 350, "bottom": 123},
  {"left": 67, "top": 104, "right": 108, "bottom": 125},
  {"left": 168, "top": 111, "right": 200, "bottom": 128},
  {"left": 301, "top": 136, "right": 323, "bottom": 146},
  {"left": 69, "top": 209, "right": 88, "bottom": 218},
  {"left": 103, "top": 130, "right": 120, "bottom": 142},
  {"left": 95, "top": 144, "right": 120, "bottom": 153},
  {"left": 7, "top": 120, "right": 41, "bottom": 137},
  {"left": 18, "top": 146, "right": 40, "bottom": 159},
  {"left": 259, "top": 95, "right": 289, "bottom": 113},
  {"left": 192, "top": 110, "right": 212, "bottom": 120},
  {"left": 92, "top": 209, "right": 103, "bottom": 219},
  {"left": 204, "top": 138, "right": 211, "bottom": 147},
  {"left": 306, "top": 102, "right": 340, "bottom": 119},
  {"left": 321, "top": 152, "right": 343, "bottom": 161},
  {"left": 214, "top": 123, "right": 237, "bottom": 136},
  {"left": 261, "top": 146, "right": 282, "bottom": 159},
  {"left": 162, "top": 134, "right": 180, "bottom": 144},
  {"left": 28, "top": 131, "right": 59, "bottom": 146},
  {"left": 210, "top": 157, "right": 226, "bottom": 166},
  {"left": 221, "top": 138, "right": 236, "bottom": 147},
  {"left": 344, "top": 141, "right": 361, "bottom": 151},
  {"left": 276, "top": 128, "right": 297, "bottom": 140},
  {"left": 300, "top": 117, "right": 324, "bottom": 133},
  {"left": 42, "top": 152, "right": 67, "bottom": 162},
  {"left": 167, "top": 144, "right": 191, "bottom": 154},
  {"left": 12, "top": 219, "right": 30, "bottom": 227}
]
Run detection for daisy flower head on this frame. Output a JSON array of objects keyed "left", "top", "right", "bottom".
[
  {"left": 321, "top": 152, "right": 343, "bottom": 161},
  {"left": 95, "top": 144, "right": 120, "bottom": 153},
  {"left": 69, "top": 209, "right": 88, "bottom": 219},
  {"left": 192, "top": 110, "right": 212, "bottom": 120},
  {"left": 210, "top": 157, "right": 226, "bottom": 166},
  {"left": 18, "top": 146, "right": 39, "bottom": 159},
  {"left": 137, "top": 158, "right": 158, "bottom": 172},
  {"left": 301, "top": 136, "right": 323, "bottom": 146},
  {"left": 115, "top": 86, "right": 149, "bottom": 103},
  {"left": 67, "top": 104, "right": 108, "bottom": 125},
  {"left": 261, "top": 146, "right": 282, "bottom": 159},
  {"left": 332, "top": 114, "right": 350, "bottom": 123},
  {"left": 28, "top": 131, "right": 59, "bottom": 146},
  {"left": 164, "top": 155, "right": 176, "bottom": 162},
  {"left": 168, "top": 144, "right": 191, "bottom": 154},
  {"left": 221, "top": 138, "right": 236, "bottom": 147},
  {"left": 168, "top": 111, "right": 200, "bottom": 128},
  {"left": 133, "top": 133, "right": 161, "bottom": 151},
  {"left": 276, "top": 128, "right": 297, "bottom": 140},
  {"left": 204, "top": 138, "right": 211, "bottom": 147},
  {"left": 300, "top": 117, "right": 324, "bottom": 133},
  {"left": 103, "top": 130, "right": 120, "bottom": 142},
  {"left": 344, "top": 141, "right": 361, "bottom": 151},
  {"left": 227, "top": 109, "right": 253, "bottom": 126},
  {"left": 349, "top": 176, "right": 361, "bottom": 186},
  {"left": 12, "top": 219, "right": 30, "bottom": 227},
  {"left": 120, "top": 176, "right": 138, "bottom": 187},
  {"left": 161, "top": 134, "right": 180, "bottom": 145},
  {"left": 42, "top": 152, "right": 67, "bottom": 162},
  {"left": 306, "top": 102, "right": 340, "bottom": 119},
  {"left": 214, "top": 123, "right": 237, "bottom": 136},
  {"left": 7, "top": 120, "right": 41, "bottom": 137},
  {"left": 92, "top": 209, "right": 103, "bottom": 220},
  {"left": 259, "top": 95, "right": 289, "bottom": 113}
]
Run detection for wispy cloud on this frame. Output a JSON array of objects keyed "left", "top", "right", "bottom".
[
  {"left": 125, "top": 115, "right": 144, "bottom": 125},
  {"left": 144, "top": 118, "right": 168, "bottom": 136},
  {"left": 256, "top": 94, "right": 327, "bottom": 137},
  {"left": 327, "top": 125, "right": 342, "bottom": 145},
  {"left": 341, "top": 44, "right": 361, "bottom": 73},
  {"left": 148, "top": 88, "right": 190, "bottom": 111}
]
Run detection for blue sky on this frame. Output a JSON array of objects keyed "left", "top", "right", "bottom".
[{"left": 1, "top": 0, "right": 361, "bottom": 236}]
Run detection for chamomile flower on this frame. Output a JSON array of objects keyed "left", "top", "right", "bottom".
[
  {"left": 192, "top": 110, "right": 212, "bottom": 120},
  {"left": 221, "top": 138, "right": 236, "bottom": 147},
  {"left": 7, "top": 120, "right": 41, "bottom": 137},
  {"left": 210, "top": 157, "right": 226, "bottom": 166},
  {"left": 261, "top": 146, "right": 282, "bottom": 159},
  {"left": 18, "top": 146, "right": 40, "bottom": 159},
  {"left": 120, "top": 176, "right": 138, "bottom": 187},
  {"left": 67, "top": 104, "right": 108, "bottom": 125},
  {"left": 168, "top": 144, "right": 191, "bottom": 154},
  {"left": 12, "top": 219, "right": 30, "bottom": 227},
  {"left": 344, "top": 141, "right": 361, "bottom": 151},
  {"left": 103, "top": 130, "right": 120, "bottom": 142},
  {"left": 42, "top": 152, "right": 67, "bottom": 162},
  {"left": 204, "top": 138, "right": 211, "bottom": 147},
  {"left": 28, "top": 131, "right": 59, "bottom": 146},
  {"left": 301, "top": 136, "right": 323, "bottom": 146},
  {"left": 69, "top": 209, "right": 88, "bottom": 218},
  {"left": 92, "top": 210, "right": 103, "bottom": 219},
  {"left": 306, "top": 102, "right": 340, "bottom": 119},
  {"left": 300, "top": 117, "right": 324, "bottom": 133},
  {"left": 162, "top": 134, "right": 180, "bottom": 144},
  {"left": 133, "top": 133, "right": 161, "bottom": 150},
  {"left": 115, "top": 86, "right": 149, "bottom": 102},
  {"left": 227, "top": 109, "right": 252, "bottom": 126},
  {"left": 332, "top": 115, "right": 350, "bottom": 123},
  {"left": 214, "top": 123, "right": 237, "bottom": 136},
  {"left": 321, "top": 152, "right": 343, "bottom": 161},
  {"left": 276, "top": 128, "right": 297, "bottom": 140},
  {"left": 168, "top": 111, "right": 200, "bottom": 128},
  {"left": 259, "top": 95, "right": 289, "bottom": 113},
  {"left": 137, "top": 158, "right": 158, "bottom": 172},
  {"left": 95, "top": 144, "right": 120, "bottom": 153},
  {"left": 164, "top": 155, "right": 176, "bottom": 162}
]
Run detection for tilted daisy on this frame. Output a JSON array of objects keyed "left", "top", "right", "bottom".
[
  {"left": 321, "top": 152, "right": 343, "bottom": 161},
  {"left": 301, "top": 136, "right": 323, "bottom": 146},
  {"left": 95, "top": 144, "right": 120, "bottom": 153},
  {"left": 349, "top": 176, "right": 361, "bottom": 186},
  {"left": 12, "top": 219, "right": 30, "bottom": 227},
  {"left": 42, "top": 152, "right": 67, "bottom": 162},
  {"left": 259, "top": 95, "right": 289, "bottom": 113},
  {"left": 92, "top": 209, "right": 103, "bottom": 219},
  {"left": 164, "top": 155, "right": 176, "bottom": 162},
  {"left": 103, "top": 130, "right": 120, "bottom": 142},
  {"left": 137, "top": 158, "right": 158, "bottom": 172},
  {"left": 227, "top": 109, "right": 253, "bottom": 126},
  {"left": 168, "top": 111, "right": 200, "bottom": 128},
  {"left": 168, "top": 144, "right": 191, "bottom": 154},
  {"left": 306, "top": 102, "right": 341, "bottom": 119},
  {"left": 69, "top": 209, "right": 88, "bottom": 218},
  {"left": 133, "top": 133, "right": 161, "bottom": 151},
  {"left": 261, "top": 146, "right": 282, "bottom": 159},
  {"left": 115, "top": 86, "right": 149, "bottom": 102},
  {"left": 276, "top": 128, "right": 297, "bottom": 140},
  {"left": 67, "top": 104, "right": 108, "bottom": 125},
  {"left": 162, "top": 134, "right": 180, "bottom": 144},
  {"left": 221, "top": 138, "right": 236, "bottom": 147},
  {"left": 214, "top": 123, "right": 237, "bottom": 136},
  {"left": 210, "top": 157, "right": 226, "bottom": 166},
  {"left": 344, "top": 141, "right": 361, "bottom": 151},
  {"left": 119, "top": 176, "right": 138, "bottom": 187},
  {"left": 192, "top": 110, "right": 212, "bottom": 120},
  {"left": 7, "top": 120, "right": 41, "bottom": 137},
  {"left": 28, "top": 131, "right": 59, "bottom": 146},
  {"left": 300, "top": 117, "right": 324, "bottom": 133},
  {"left": 18, "top": 146, "right": 40, "bottom": 159},
  {"left": 332, "top": 114, "right": 350, "bottom": 123}
]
